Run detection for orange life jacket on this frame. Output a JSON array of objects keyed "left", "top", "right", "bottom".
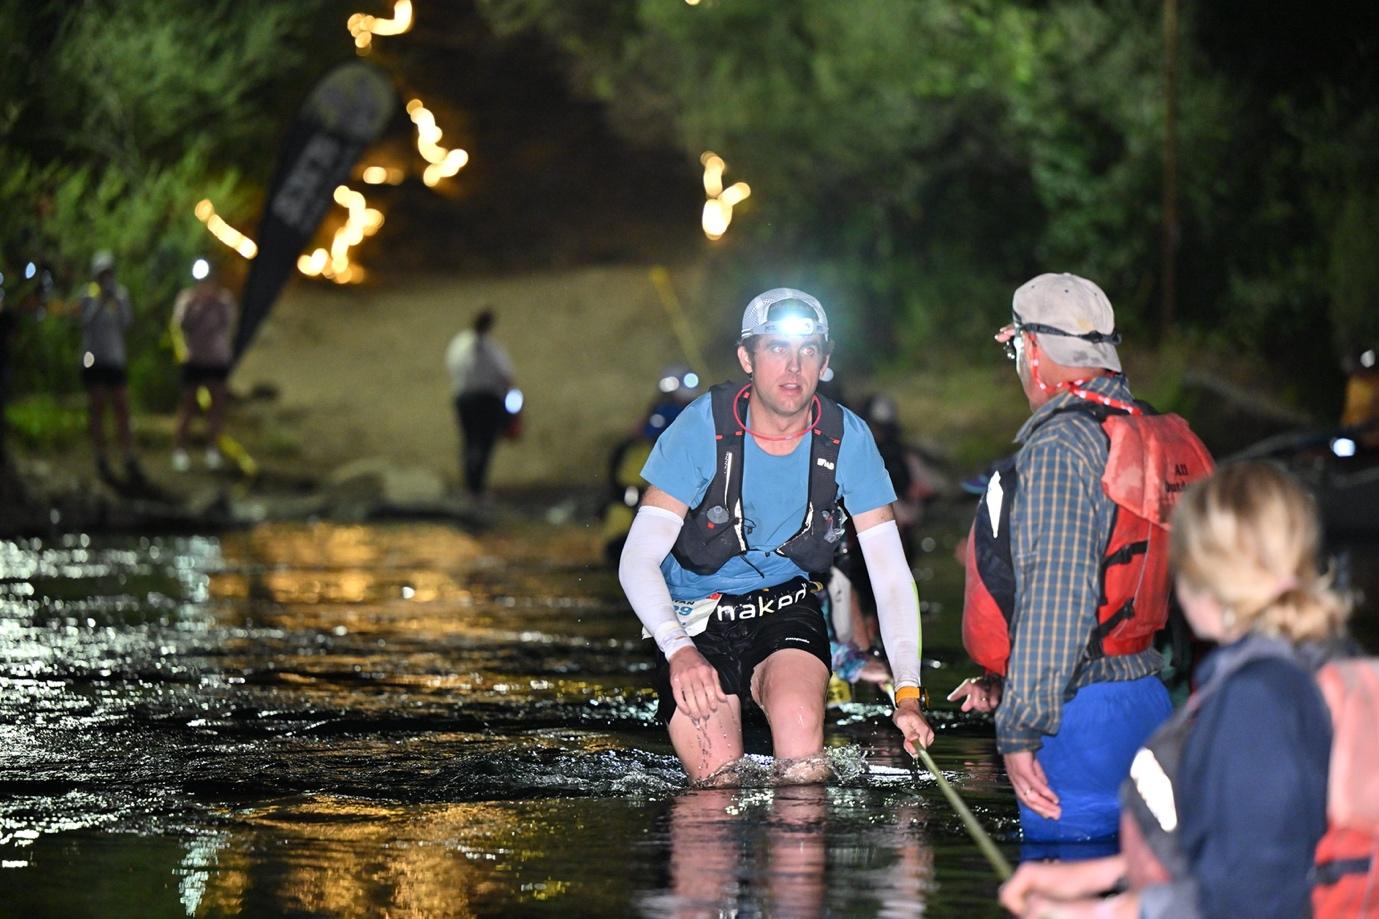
[
  {"left": 962, "top": 402, "right": 1213, "bottom": 676},
  {"left": 1122, "top": 644, "right": 1379, "bottom": 918}
]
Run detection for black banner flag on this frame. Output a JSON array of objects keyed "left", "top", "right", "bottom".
[{"left": 233, "top": 61, "right": 395, "bottom": 364}]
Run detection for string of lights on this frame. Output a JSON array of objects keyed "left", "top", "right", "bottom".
[{"left": 196, "top": 2, "right": 748, "bottom": 283}]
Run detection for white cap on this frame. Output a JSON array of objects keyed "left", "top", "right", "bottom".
[
  {"left": 1011, "top": 273, "right": 1122, "bottom": 372},
  {"left": 740, "top": 288, "right": 829, "bottom": 341}
]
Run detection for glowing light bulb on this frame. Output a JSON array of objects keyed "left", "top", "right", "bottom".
[
  {"left": 699, "top": 152, "right": 749, "bottom": 240},
  {"left": 194, "top": 200, "right": 257, "bottom": 259}
]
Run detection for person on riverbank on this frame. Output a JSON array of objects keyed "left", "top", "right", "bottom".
[
  {"left": 999, "top": 461, "right": 1369, "bottom": 918},
  {"left": 445, "top": 308, "right": 516, "bottom": 499},
  {"left": 79, "top": 251, "right": 143, "bottom": 485},
  {"left": 170, "top": 258, "right": 236, "bottom": 471},
  {"left": 951, "top": 273, "right": 1212, "bottom": 847},
  {"left": 618, "top": 288, "right": 932, "bottom": 785}
]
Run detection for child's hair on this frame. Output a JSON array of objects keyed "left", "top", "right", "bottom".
[{"left": 1170, "top": 461, "right": 1351, "bottom": 643}]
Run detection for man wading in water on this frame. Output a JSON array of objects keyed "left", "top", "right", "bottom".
[{"left": 619, "top": 288, "right": 933, "bottom": 784}]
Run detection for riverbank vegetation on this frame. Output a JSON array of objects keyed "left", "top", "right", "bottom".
[{"left": 3, "top": 0, "right": 1375, "bottom": 470}]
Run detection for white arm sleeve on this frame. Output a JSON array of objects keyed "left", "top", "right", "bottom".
[
  {"left": 617, "top": 505, "right": 695, "bottom": 658},
  {"left": 858, "top": 519, "right": 923, "bottom": 687}
]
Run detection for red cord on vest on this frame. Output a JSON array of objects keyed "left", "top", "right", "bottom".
[
  {"left": 1027, "top": 349, "right": 1140, "bottom": 415},
  {"left": 730, "top": 384, "right": 820, "bottom": 441}
]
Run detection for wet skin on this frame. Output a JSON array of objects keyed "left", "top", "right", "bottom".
[{"left": 735, "top": 333, "right": 829, "bottom": 443}]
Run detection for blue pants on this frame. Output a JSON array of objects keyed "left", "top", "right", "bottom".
[{"left": 1018, "top": 675, "right": 1172, "bottom": 848}]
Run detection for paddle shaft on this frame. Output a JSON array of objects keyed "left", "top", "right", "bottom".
[{"left": 914, "top": 745, "right": 1014, "bottom": 881}]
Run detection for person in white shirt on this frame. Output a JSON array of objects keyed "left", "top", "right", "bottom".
[{"left": 444, "top": 308, "right": 516, "bottom": 497}]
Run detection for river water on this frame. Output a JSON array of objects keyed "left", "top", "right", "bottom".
[{"left": 0, "top": 513, "right": 1372, "bottom": 917}]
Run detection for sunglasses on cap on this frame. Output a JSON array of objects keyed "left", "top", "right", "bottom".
[{"left": 1002, "top": 315, "right": 1121, "bottom": 361}]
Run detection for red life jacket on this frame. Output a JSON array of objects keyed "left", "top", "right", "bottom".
[
  {"left": 1122, "top": 642, "right": 1379, "bottom": 918},
  {"left": 961, "top": 401, "right": 1213, "bottom": 676}
]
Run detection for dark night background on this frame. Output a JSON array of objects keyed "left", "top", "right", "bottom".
[{"left": 2, "top": 0, "right": 1377, "bottom": 486}]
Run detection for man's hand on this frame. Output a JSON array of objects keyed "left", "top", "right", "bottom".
[
  {"left": 892, "top": 699, "right": 934, "bottom": 754},
  {"left": 999, "top": 855, "right": 1128, "bottom": 916},
  {"left": 1004, "top": 749, "right": 1060, "bottom": 820},
  {"left": 667, "top": 645, "right": 728, "bottom": 722},
  {"left": 945, "top": 675, "right": 1003, "bottom": 713}
]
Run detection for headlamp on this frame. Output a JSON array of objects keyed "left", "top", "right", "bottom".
[
  {"left": 741, "top": 290, "right": 830, "bottom": 341},
  {"left": 771, "top": 315, "right": 816, "bottom": 337},
  {"left": 754, "top": 299, "right": 824, "bottom": 339}
]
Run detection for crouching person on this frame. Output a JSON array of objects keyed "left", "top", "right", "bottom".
[{"left": 619, "top": 288, "right": 932, "bottom": 785}]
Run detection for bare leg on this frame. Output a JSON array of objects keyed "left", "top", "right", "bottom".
[
  {"left": 205, "top": 381, "right": 227, "bottom": 444},
  {"left": 110, "top": 385, "right": 134, "bottom": 460},
  {"left": 667, "top": 696, "right": 744, "bottom": 785},
  {"left": 87, "top": 387, "right": 108, "bottom": 460},
  {"left": 173, "top": 386, "right": 197, "bottom": 451},
  {"left": 751, "top": 648, "right": 830, "bottom": 782}
]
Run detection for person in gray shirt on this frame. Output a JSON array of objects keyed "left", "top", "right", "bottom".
[{"left": 79, "top": 251, "right": 142, "bottom": 483}]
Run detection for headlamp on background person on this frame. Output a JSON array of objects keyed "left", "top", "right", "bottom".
[
  {"left": 657, "top": 366, "right": 701, "bottom": 396},
  {"left": 645, "top": 365, "right": 698, "bottom": 439},
  {"left": 1331, "top": 437, "right": 1358, "bottom": 459},
  {"left": 191, "top": 258, "right": 211, "bottom": 281},
  {"left": 1002, "top": 313, "right": 1120, "bottom": 360},
  {"left": 740, "top": 288, "right": 830, "bottom": 342}
]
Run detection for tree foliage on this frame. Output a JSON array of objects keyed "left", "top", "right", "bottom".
[
  {"left": 478, "top": 0, "right": 1379, "bottom": 396},
  {"left": 0, "top": 0, "right": 330, "bottom": 407}
]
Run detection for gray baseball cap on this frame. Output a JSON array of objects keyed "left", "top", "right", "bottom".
[
  {"left": 740, "top": 288, "right": 829, "bottom": 341},
  {"left": 1011, "top": 273, "right": 1122, "bottom": 372}
]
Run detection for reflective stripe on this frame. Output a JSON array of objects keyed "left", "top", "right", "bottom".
[
  {"left": 984, "top": 472, "right": 1005, "bottom": 539},
  {"left": 1130, "top": 747, "right": 1178, "bottom": 832}
]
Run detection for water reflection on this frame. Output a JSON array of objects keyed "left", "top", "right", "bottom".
[
  {"left": 0, "top": 518, "right": 1020, "bottom": 917},
  {"left": 11, "top": 516, "right": 1367, "bottom": 916},
  {"left": 652, "top": 786, "right": 935, "bottom": 919}
]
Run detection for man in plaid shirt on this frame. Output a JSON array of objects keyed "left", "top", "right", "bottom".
[{"left": 951, "top": 274, "right": 1179, "bottom": 847}]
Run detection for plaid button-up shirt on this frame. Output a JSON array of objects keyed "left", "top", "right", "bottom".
[{"left": 994, "top": 374, "right": 1163, "bottom": 754}]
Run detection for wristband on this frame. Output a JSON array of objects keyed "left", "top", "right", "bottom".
[{"left": 894, "top": 685, "right": 923, "bottom": 706}]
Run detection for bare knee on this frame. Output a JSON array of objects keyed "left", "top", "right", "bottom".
[
  {"left": 763, "top": 693, "right": 824, "bottom": 750},
  {"left": 753, "top": 654, "right": 828, "bottom": 759}
]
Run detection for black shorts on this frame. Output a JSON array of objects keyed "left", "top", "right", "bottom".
[
  {"left": 651, "top": 577, "right": 832, "bottom": 724},
  {"left": 181, "top": 363, "right": 230, "bottom": 386},
  {"left": 81, "top": 364, "right": 127, "bottom": 389}
]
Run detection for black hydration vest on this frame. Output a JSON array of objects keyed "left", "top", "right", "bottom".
[{"left": 671, "top": 381, "right": 846, "bottom": 577}]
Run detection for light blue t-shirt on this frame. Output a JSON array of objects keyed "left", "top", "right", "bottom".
[{"left": 641, "top": 390, "right": 897, "bottom": 600}]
